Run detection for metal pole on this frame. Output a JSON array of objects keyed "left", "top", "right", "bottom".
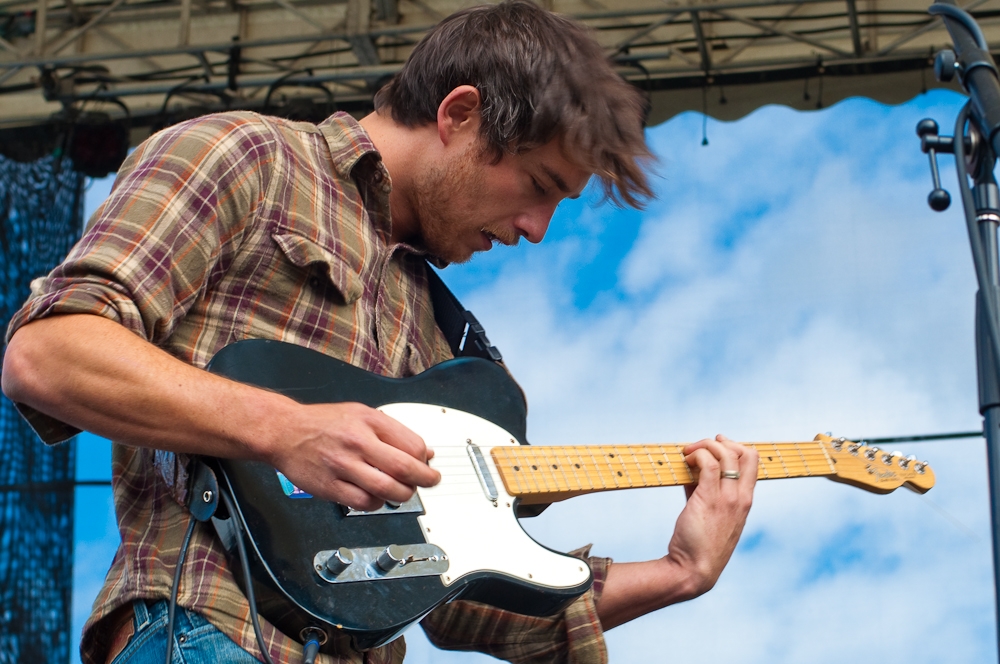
[{"left": 972, "top": 157, "right": 1000, "bottom": 663}]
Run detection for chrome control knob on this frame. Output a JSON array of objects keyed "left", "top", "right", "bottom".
[
  {"left": 325, "top": 547, "right": 354, "bottom": 576},
  {"left": 376, "top": 545, "right": 405, "bottom": 572}
]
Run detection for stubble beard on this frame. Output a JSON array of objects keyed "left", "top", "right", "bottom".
[{"left": 411, "top": 144, "right": 518, "bottom": 265}]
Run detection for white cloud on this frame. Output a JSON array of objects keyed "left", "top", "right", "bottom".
[{"left": 403, "top": 91, "right": 995, "bottom": 663}]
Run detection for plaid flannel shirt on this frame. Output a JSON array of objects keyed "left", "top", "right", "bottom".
[{"left": 5, "top": 111, "right": 610, "bottom": 664}]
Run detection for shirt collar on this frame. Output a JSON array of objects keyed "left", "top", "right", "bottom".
[{"left": 318, "top": 112, "right": 391, "bottom": 194}]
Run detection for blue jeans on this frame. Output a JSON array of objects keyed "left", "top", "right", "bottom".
[{"left": 110, "top": 599, "right": 260, "bottom": 664}]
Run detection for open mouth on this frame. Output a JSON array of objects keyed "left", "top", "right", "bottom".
[{"left": 482, "top": 230, "right": 516, "bottom": 247}]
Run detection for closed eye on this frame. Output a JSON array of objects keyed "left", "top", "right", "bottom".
[{"left": 531, "top": 178, "right": 548, "bottom": 196}]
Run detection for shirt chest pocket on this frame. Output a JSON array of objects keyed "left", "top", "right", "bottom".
[
  {"left": 272, "top": 232, "right": 364, "bottom": 305},
  {"left": 238, "top": 231, "right": 367, "bottom": 349}
]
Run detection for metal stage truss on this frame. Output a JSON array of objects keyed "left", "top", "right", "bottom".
[{"left": 0, "top": 0, "right": 994, "bottom": 148}]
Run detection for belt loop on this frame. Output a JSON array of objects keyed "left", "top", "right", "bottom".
[{"left": 132, "top": 599, "right": 151, "bottom": 631}]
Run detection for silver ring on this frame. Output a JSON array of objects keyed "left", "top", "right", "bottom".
[{"left": 721, "top": 469, "right": 741, "bottom": 480}]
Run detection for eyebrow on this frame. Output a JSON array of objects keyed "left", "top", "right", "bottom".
[{"left": 541, "top": 165, "right": 581, "bottom": 199}]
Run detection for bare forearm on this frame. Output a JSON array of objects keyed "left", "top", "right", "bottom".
[
  {"left": 2, "top": 314, "right": 440, "bottom": 509},
  {"left": 2, "top": 314, "right": 290, "bottom": 461},
  {"left": 596, "top": 559, "right": 701, "bottom": 630}
]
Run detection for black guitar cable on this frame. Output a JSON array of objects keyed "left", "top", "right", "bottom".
[
  {"left": 164, "top": 515, "right": 197, "bottom": 664},
  {"left": 220, "top": 488, "right": 278, "bottom": 664}
]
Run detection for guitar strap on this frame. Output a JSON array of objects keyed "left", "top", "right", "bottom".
[
  {"left": 425, "top": 263, "right": 503, "bottom": 364},
  {"left": 425, "top": 264, "right": 550, "bottom": 517}
]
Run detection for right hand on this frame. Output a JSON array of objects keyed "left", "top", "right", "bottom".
[{"left": 264, "top": 401, "right": 440, "bottom": 511}]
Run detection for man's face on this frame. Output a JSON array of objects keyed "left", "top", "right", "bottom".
[{"left": 411, "top": 137, "right": 591, "bottom": 264}]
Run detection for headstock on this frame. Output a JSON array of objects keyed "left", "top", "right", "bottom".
[{"left": 815, "top": 433, "right": 936, "bottom": 494}]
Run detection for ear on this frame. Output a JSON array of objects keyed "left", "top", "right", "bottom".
[{"left": 436, "top": 85, "right": 481, "bottom": 147}]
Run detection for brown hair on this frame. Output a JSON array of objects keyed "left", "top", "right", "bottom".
[{"left": 373, "top": 1, "right": 654, "bottom": 208}]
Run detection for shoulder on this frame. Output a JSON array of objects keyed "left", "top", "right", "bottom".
[{"left": 135, "top": 112, "right": 293, "bottom": 162}]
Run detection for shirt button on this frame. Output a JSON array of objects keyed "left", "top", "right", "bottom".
[{"left": 372, "top": 170, "right": 384, "bottom": 183}]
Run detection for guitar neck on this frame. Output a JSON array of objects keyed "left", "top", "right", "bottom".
[{"left": 491, "top": 442, "right": 835, "bottom": 505}]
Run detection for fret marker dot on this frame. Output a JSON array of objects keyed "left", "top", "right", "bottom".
[
  {"left": 531, "top": 465, "right": 537, "bottom": 470},
  {"left": 513, "top": 466, "right": 520, "bottom": 471},
  {"left": 552, "top": 465, "right": 558, "bottom": 469},
  {"left": 617, "top": 471, "right": 623, "bottom": 477},
  {"left": 657, "top": 461, "right": 663, "bottom": 465},
  {"left": 574, "top": 464, "right": 580, "bottom": 469},
  {"left": 608, "top": 453, "right": 615, "bottom": 458}
]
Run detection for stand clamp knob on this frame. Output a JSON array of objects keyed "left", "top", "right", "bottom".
[
  {"left": 917, "top": 119, "right": 952, "bottom": 211},
  {"left": 935, "top": 49, "right": 958, "bottom": 83}
]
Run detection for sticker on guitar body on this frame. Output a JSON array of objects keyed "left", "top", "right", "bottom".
[{"left": 276, "top": 471, "right": 312, "bottom": 499}]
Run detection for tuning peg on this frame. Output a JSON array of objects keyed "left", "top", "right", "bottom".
[
  {"left": 899, "top": 454, "right": 917, "bottom": 470},
  {"left": 865, "top": 446, "right": 880, "bottom": 461}
]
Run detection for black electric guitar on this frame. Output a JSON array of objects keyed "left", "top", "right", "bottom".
[{"left": 205, "top": 339, "right": 935, "bottom": 653}]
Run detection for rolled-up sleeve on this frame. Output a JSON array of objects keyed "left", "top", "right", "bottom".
[
  {"left": 4, "top": 113, "right": 275, "bottom": 445},
  {"left": 420, "top": 548, "right": 612, "bottom": 664}
]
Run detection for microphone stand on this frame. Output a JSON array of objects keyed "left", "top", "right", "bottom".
[{"left": 922, "top": 3, "right": 1000, "bottom": 659}]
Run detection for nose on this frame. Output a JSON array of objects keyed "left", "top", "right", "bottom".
[{"left": 514, "top": 205, "right": 556, "bottom": 244}]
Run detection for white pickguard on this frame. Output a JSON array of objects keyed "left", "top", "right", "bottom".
[{"left": 378, "top": 403, "right": 591, "bottom": 590}]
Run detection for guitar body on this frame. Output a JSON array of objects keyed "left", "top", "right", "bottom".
[{"left": 205, "top": 339, "right": 593, "bottom": 652}]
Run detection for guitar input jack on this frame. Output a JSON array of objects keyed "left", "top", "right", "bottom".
[{"left": 300, "top": 627, "right": 327, "bottom": 664}]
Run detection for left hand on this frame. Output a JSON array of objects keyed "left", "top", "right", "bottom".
[
  {"left": 596, "top": 434, "right": 758, "bottom": 629},
  {"left": 665, "top": 434, "right": 758, "bottom": 596}
]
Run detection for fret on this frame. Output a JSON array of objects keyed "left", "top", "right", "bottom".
[
  {"left": 658, "top": 445, "right": 680, "bottom": 485},
  {"left": 757, "top": 449, "right": 770, "bottom": 479},
  {"left": 566, "top": 447, "right": 586, "bottom": 491},
  {"left": 644, "top": 447, "right": 666, "bottom": 486},
  {"left": 505, "top": 447, "right": 524, "bottom": 494},
  {"left": 548, "top": 447, "right": 570, "bottom": 491},
  {"left": 587, "top": 447, "right": 609, "bottom": 490},
  {"left": 669, "top": 446, "right": 694, "bottom": 484},
  {"left": 546, "top": 447, "right": 563, "bottom": 490},
  {"left": 768, "top": 443, "right": 790, "bottom": 477},
  {"left": 605, "top": 447, "right": 625, "bottom": 489},
  {"left": 817, "top": 443, "right": 836, "bottom": 474},
  {"left": 520, "top": 448, "right": 542, "bottom": 494},
  {"left": 629, "top": 447, "right": 649, "bottom": 487},
  {"left": 791, "top": 442, "right": 811, "bottom": 476},
  {"left": 548, "top": 446, "right": 573, "bottom": 491}
]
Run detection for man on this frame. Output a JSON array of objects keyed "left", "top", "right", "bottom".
[{"left": 1, "top": 2, "right": 758, "bottom": 663}]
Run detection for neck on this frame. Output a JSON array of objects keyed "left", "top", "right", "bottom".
[
  {"left": 358, "top": 110, "right": 436, "bottom": 245},
  {"left": 491, "top": 441, "right": 838, "bottom": 505}
]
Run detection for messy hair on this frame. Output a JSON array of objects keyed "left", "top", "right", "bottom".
[{"left": 373, "top": 1, "right": 654, "bottom": 208}]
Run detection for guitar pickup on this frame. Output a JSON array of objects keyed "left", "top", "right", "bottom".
[
  {"left": 342, "top": 493, "right": 424, "bottom": 517},
  {"left": 467, "top": 442, "right": 499, "bottom": 503}
]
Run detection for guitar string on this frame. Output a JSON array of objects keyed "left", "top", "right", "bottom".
[
  {"left": 402, "top": 464, "right": 848, "bottom": 495},
  {"left": 425, "top": 453, "right": 839, "bottom": 472},
  {"left": 426, "top": 459, "right": 841, "bottom": 477}
]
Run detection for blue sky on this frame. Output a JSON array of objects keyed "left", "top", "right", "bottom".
[{"left": 73, "top": 88, "right": 996, "bottom": 663}]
